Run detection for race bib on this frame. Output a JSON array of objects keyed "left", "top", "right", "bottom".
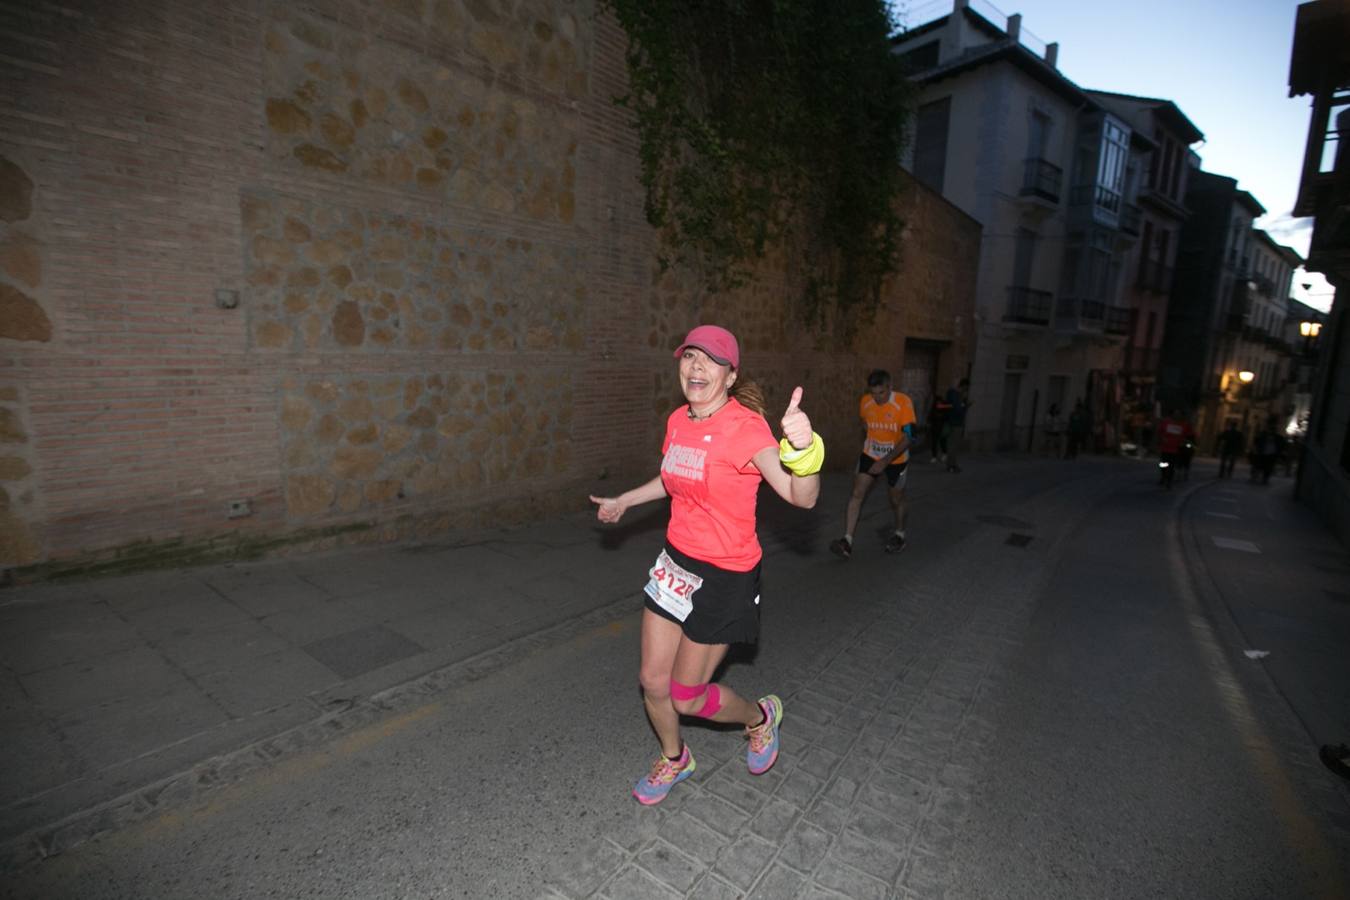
[
  {"left": 864, "top": 438, "right": 895, "bottom": 459},
  {"left": 644, "top": 550, "right": 703, "bottom": 622}
]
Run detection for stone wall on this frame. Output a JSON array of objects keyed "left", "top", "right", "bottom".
[{"left": 0, "top": 0, "right": 980, "bottom": 574}]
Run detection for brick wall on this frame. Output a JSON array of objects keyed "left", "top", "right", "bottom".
[{"left": 0, "top": 0, "right": 980, "bottom": 572}]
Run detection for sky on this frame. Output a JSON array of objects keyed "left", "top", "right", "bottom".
[{"left": 897, "top": 0, "right": 1337, "bottom": 313}]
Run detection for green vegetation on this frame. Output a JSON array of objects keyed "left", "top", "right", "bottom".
[{"left": 608, "top": 0, "right": 914, "bottom": 330}]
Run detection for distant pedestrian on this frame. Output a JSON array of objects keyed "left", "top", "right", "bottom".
[
  {"left": 1043, "top": 403, "right": 1065, "bottom": 458},
  {"left": 829, "top": 369, "right": 916, "bottom": 559},
  {"left": 590, "top": 325, "right": 821, "bottom": 806},
  {"left": 943, "top": 377, "right": 970, "bottom": 473},
  {"left": 1216, "top": 420, "right": 1244, "bottom": 478},
  {"left": 1065, "top": 401, "right": 1090, "bottom": 460},
  {"left": 1250, "top": 418, "right": 1284, "bottom": 485},
  {"left": 927, "top": 389, "right": 950, "bottom": 463}
]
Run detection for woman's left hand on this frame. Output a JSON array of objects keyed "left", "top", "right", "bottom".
[{"left": 781, "top": 386, "right": 813, "bottom": 450}]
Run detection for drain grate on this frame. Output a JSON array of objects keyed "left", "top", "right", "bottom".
[
  {"left": 978, "top": 514, "right": 1034, "bottom": 529},
  {"left": 1005, "top": 533, "right": 1033, "bottom": 547}
]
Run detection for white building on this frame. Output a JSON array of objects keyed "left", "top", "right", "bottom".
[{"left": 895, "top": 1, "right": 1148, "bottom": 452}]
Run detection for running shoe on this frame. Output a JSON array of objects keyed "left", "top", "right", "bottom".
[
  {"left": 746, "top": 695, "right": 784, "bottom": 775},
  {"left": 885, "top": 533, "right": 907, "bottom": 554},
  {"left": 828, "top": 537, "right": 852, "bottom": 559},
  {"left": 632, "top": 744, "right": 695, "bottom": 806}
]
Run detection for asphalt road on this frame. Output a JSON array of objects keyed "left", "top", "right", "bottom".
[{"left": 5, "top": 458, "right": 1348, "bottom": 899}]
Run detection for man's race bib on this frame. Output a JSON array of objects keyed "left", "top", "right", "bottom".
[
  {"left": 864, "top": 438, "right": 895, "bottom": 460},
  {"left": 644, "top": 550, "right": 703, "bottom": 622}
]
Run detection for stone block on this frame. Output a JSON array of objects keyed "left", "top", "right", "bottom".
[
  {"left": 0, "top": 455, "right": 29, "bottom": 480},
  {"left": 0, "top": 231, "right": 41, "bottom": 287},
  {"left": 0, "top": 407, "right": 27, "bottom": 443},
  {"left": 332, "top": 300, "right": 365, "bottom": 345},
  {"left": 0, "top": 284, "right": 51, "bottom": 342},
  {"left": 265, "top": 98, "right": 311, "bottom": 134},
  {"left": 294, "top": 143, "right": 348, "bottom": 172},
  {"left": 286, "top": 474, "right": 335, "bottom": 517},
  {"left": 0, "top": 154, "right": 33, "bottom": 221},
  {"left": 255, "top": 320, "right": 293, "bottom": 348}
]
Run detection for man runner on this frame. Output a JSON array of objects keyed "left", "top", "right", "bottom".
[{"left": 829, "top": 369, "right": 916, "bottom": 558}]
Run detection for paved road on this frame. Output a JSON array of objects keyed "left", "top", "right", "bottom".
[{"left": 4, "top": 457, "right": 1348, "bottom": 899}]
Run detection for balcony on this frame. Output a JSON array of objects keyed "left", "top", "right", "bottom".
[
  {"left": 1105, "top": 305, "right": 1131, "bottom": 335},
  {"left": 1139, "top": 182, "right": 1187, "bottom": 218},
  {"left": 1134, "top": 259, "right": 1174, "bottom": 294},
  {"left": 1120, "top": 203, "right": 1142, "bottom": 236},
  {"left": 1021, "top": 158, "right": 1063, "bottom": 204},
  {"left": 1055, "top": 296, "right": 1106, "bottom": 333},
  {"left": 1003, "top": 286, "right": 1052, "bottom": 325}
]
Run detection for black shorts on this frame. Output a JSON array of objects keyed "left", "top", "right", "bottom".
[
  {"left": 643, "top": 542, "right": 762, "bottom": 645},
  {"left": 856, "top": 454, "right": 907, "bottom": 488}
]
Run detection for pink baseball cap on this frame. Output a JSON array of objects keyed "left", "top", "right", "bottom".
[{"left": 673, "top": 325, "right": 739, "bottom": 369}]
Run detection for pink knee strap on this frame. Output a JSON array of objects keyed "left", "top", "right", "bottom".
[{"left": 670, "top": 679, "right": 723, "bottom": 718}]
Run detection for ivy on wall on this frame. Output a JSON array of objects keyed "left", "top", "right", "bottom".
[{"left": 607, "top": 0, "right": 914, "bottom": 331}]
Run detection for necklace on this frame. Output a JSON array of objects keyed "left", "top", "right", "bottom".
[{"left": 688, "top": 397, "right": 729, "bottom": 421}]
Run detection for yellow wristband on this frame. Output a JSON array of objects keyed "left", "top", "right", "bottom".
[{"left": 779, "top": 432, "right": 824, "bottom": 477}]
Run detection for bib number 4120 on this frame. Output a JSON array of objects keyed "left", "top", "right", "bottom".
[{"left": 644, "top": 550, "right": 702, "bottom": 622}]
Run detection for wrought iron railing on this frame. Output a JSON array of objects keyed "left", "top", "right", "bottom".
[
  {"left": 1004, "top": 286, "right": 1052, "bottom": 325},
  {"left": 1021, "top": 158, "right": 1063, "bottom": 203}
]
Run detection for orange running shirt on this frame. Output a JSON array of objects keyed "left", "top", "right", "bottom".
[
  {"left": 661, "top": 398, "right": 777, "bottom": 572},
  {"left": 860, "top": 391, "right": 917, "bottom": 465}
]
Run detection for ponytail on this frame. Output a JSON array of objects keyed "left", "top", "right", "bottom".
[{"left": 730, "top": 378, "right": 768, "bottom": 417}]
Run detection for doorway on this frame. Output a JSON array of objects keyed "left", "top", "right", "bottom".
[{"left": 998, "top": 373, "right": 1022, "bottom": 450}]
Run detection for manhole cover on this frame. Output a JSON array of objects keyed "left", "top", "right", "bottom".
[{"left": 1005, "top": 533, "right": 1033, "bottom": 547}]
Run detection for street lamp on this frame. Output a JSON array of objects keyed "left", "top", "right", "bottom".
[
  {"left": 1301, "top": 320, "right": 1323, "bottom": 356},
  {"left": 1238, "top": 370, "right": 1255, "bottom": 384}
]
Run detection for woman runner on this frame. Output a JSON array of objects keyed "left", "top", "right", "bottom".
[{"left": 590, "top": 324, "right": 823, "bottom": 805}]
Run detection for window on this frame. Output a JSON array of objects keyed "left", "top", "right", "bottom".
[
  {"left": 1095, "top": 119, "right": 1128, "bottom": 215},
  {"left": 1028, "top": 110, "right": 1051, "bottom": 159},
  {"left": 913, "top": 97, "right": 951, "bottom": 192}
]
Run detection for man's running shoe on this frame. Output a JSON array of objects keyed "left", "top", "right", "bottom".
[
  {"left": 828, "top": 537, "right": 852, "bottom": 559},
  {"left": 633, "top": 744, "right": 695, "bottom": 806},
  {"left": 885, "top": 533, "right": 907, "bottom": 554},
  {"left": 746, "top": 695, "right": 784, "bottom": 775}
]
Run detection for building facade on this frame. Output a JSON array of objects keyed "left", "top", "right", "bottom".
[
  {"left": 1158, "top": 171, "right": 1272, "bottom": 449},
  {"left": 1288, "top": 0, "right": 1350, "bottom": 547},
  {"left": 896, "top": 1, "right": 1148, "bottom": 452},
  {"left": 1086, "top": 91, "right": 1203, "bottom": 451}
]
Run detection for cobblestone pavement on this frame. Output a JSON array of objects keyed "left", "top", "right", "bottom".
[
  {"left": 5, "top": 457, "right": 1347, "bottom": 899},
  {"left": 540, "top": 474, "right": 1111, "bottom": 899}
]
